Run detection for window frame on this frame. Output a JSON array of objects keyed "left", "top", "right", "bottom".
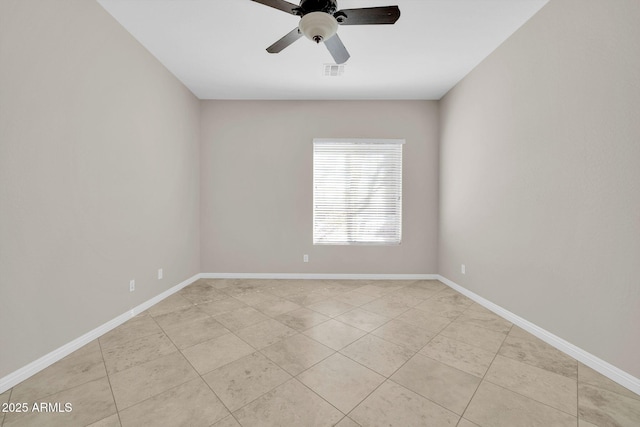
[{"left": 312, "top": 138, "right": 404, "bottom": 246}]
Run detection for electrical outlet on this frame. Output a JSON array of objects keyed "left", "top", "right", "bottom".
[
  {"left": 303, "top": 254, "right": 309, "bottom": 263},
  {"left": 129, "top": 280, "right": 135, "bottom": 292},
  {"left": 158, "top": 268, "right": 163, "bottom": 280},
  {"left": 461, "top": 264, "right": 466, "bottom": 275}
]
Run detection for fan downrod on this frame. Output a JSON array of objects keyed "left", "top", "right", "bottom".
[
  {"left": 255, "top": 0, "right": 401, "bottom": 64},
  {"left": 298, "top": 0, "right": 338, "bottom": 15}
]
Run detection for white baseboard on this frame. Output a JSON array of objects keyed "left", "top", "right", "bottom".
[
  {"left": 201, "top": 273, "right": 437, "bottom": 280},
  {"left": 1, "top": 272, "right": 428, "bottom": 393},
  {"left": 0, "top": 273, "right": 200, "bottom": 394},
  {"left": 437, "top": 275, "right": 640, "bottom": 396},
  {"left": 5, "top": 272, "right": 637, "bottom": 398},
  {"left": 126, "top": 273, "right": 201, "bottom": 317}
]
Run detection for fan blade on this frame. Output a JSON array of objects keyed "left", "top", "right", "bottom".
[
  {"left": 325, "top": 34, "right": 350, "bottom": 64},
  {"left": 250, "top": 0, "right": 301, "bottom": 15},
  {"left": 267, "top": 27, "right": 303, "bottom": 53},
  {"left": 335, "top": 6, "right": 400, "bottom": 25}
]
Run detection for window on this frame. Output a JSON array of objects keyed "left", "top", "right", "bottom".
[{"left": 313, "top": 138, "right": 404, "bottom": 245}]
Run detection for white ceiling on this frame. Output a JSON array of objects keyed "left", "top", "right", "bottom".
[{"left": 97, "top": 0, "right": 549, "bottom": 100}]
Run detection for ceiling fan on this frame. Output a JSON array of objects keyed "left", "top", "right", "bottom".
[{"left": 251, "top": 0, "right": 401, "bottom": 64}]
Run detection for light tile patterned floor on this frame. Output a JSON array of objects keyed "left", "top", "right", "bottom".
[{"left": 2, "top": 279, "right": 640, "bottom": 426}]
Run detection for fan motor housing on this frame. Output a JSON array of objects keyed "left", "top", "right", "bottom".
[{"left": 299, "top": 0, "right": 338, "bottom": 15}]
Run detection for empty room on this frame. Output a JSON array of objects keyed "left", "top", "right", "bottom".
[{"left": 0, "top": 0, "right": 638, "bottom": 426}]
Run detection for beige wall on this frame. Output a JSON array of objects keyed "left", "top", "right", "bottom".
[
  {"left": 200, "top": 101, "right": 439, "bottom": 274},
  {"left": 3, "top": 0, "right": 638, "bottom": 388},
  {"left": 439, "top": 0, "right": 640, "bottom": 377},
  {"left": 0, "top": 0, "right": 201, "bottom": 378}
]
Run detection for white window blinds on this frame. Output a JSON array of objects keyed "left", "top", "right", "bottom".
[{"left": 313, "top": 139, "right": 404, "bottom": 245}]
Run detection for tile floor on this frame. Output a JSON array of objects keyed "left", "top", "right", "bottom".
[{"left": 2, "top": 279, "right": 639, "bottom": 426}]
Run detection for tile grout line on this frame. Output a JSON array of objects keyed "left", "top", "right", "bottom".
[
  {"left": 281, "top": 283, "right": 435, "bottom": 422},
  {"left": 337, "top": 341, "right": 423, "bottom": 420},
  {"left": 1, "top": 388, "right": 13, "bottom": 427},
  {"left": 192, "top": 351, "right": 243, "bottom": 427},
  {"left": 479, "top": 380, "right": 581, "bottom": 424},
  {"left": 481, "top": 374, "right": 579, "bottom": 418},
  {"left": 256, "top": 333, "right": 337, "bottom": 377},
  {"left": 491, "top": 344, "right": 578, "bottom": 382},
  {"left": 160, "top": 290, "right": 298, "bottom": 425},
  {"left": 142, "top": 305, "right": 243, "bottom": 426},
  {"left": 129, "top": 279, "right": 633, "bottom": 425},
  {"left": 457, "top": 322, "right": 513, "bottom": 423},
  {"left": 199, "top": 289, "right": 355, "bottom": 424},
  {"left": 97, "top": 338, "right": 123, "bottom": 427},
  {"left": 576, "top": 368, "right": 579, "bottom": 427},
  {"left": 462, "top": 323, "right": 582, "bottom": 423},
  {"left": 100, "top": 315, "right": 170, "bottom": 355},
  {"left": 4, "top": 348, "right": 107, "bottom": 413},
  {"left": 10, "top": 278, "right": 630, "bottom": 426},
  {"left": 292, "top": 376, "right": 352, "bottom": 419},
  {"left": 580, "top": 376, "right": 640, "bottom": 402},
  {"left": 114, "top": 314, "right": 203, "bottom": 413},
  {"left": 324, "top": 284, "right": 462, "bottom": 414},
  {"left": 365, "top": 306, "right": 471, "bottom": 422},
  {"left": 323, "top": 298, "right": 463, "bottom": 423},
  {"left": 149, "top": 312, "right": 229, "bottom": 421}
]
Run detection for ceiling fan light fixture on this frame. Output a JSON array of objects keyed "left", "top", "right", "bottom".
[{"left": 299, "top": 11, "right": 338, "bottom": 44}]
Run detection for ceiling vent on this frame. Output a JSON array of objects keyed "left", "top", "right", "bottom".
[{"left": 323, "top": 63, "right": 345, "bottom": 77}]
